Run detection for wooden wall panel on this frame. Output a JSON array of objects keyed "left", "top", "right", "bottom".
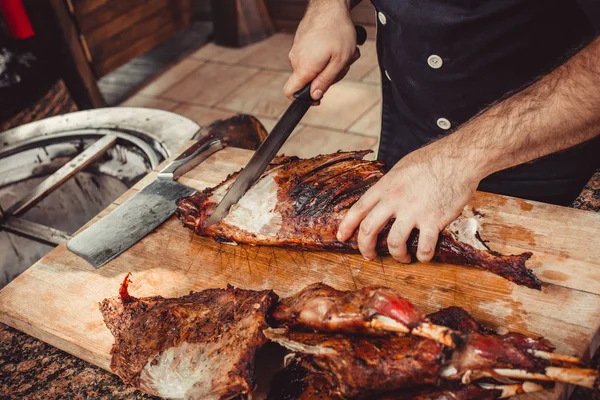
[
  {"left": 75, "top": 0, "right": 149, "bottom": 35},
  {"left": 71, "top": 0, "right": 110, "bottom": 15},
  {"left": 71, "top": 0, "right": 192, "bottom": 77},
  {"left": 93, "top": 6, "right": 190, "bottom": 76}
]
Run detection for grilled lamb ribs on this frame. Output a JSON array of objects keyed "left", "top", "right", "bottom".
[
  {"left": 267, "top": 284, "right": 598, "bottom": 397},
  {"left": 99, "top": 275, "right": 278, "bottom": 400},
  {"left": 270, "top": 282, "right": 460, "bottom": 347},
  {"left": 176, "top": 151, "right": 540, "bottom": 289},
  {"left": 267, "top": 363, "right": 537, "bottom": 400},
  {"left": 264, "top": 329, "right": 445, "bottom": 399}
]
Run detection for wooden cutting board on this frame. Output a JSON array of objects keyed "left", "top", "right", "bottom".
[{"left": 1, "top": 146, "right": 600, "bottom": 400}]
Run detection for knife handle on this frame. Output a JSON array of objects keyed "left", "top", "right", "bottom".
[
  {"left": 294, "top": 25, "right": 368, "bottom": 102},
  {"left": 157, "top": 132, "right": 224, "bottom": 181}
]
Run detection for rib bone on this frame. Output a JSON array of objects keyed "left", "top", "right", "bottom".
[
  {"left": 478, "top": 381, "right": 545, "bottom": 398},
  {"left": 464, "top": 367, "right": 599, "bottom": 389},
  {"left": 528, "top": 349, "right": 583, "bottom": 365}
]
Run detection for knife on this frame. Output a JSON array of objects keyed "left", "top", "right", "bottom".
[
  {"left": 204, "top": 25, "right": 368, "bottom": 227},
  {"left": 67, "top": 133, "right": 223, "bottom": 268}
]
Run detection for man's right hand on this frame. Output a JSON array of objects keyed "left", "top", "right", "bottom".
[{"left": 283, "top": 0, "right": 359, "bottom": 101}]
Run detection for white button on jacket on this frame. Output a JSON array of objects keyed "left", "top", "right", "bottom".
[
  {"left": 378, "top": 11, "right": 387, "bottom": 25},
  {"left": 427, "top": 55, "right": 443, "bottom": 69},
  {"left": 437, "top": 117, "right": 451, "bottom": 130},
  {"left": 384, "top": 70, "right": 392, "bottom": 81}
]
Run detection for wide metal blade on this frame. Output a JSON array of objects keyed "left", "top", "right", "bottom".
[
  {"left": 204, "top": 98, "right": 311, "bottom": 226},
  {"left": 67, "top": 180, "right": 195, "bottom": 268}
]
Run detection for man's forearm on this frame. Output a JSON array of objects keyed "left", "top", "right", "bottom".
[
  {"left": 308, "top": 0, "right": 360, "bottom": 10},
  {"left": 435, "top": 37, "right": 600, "bottom": 181}
]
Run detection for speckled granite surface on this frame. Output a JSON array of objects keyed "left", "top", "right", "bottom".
[
  {"left": 0, "top": 324, "right": 158, "bottom": 400},
  {"left": 1, "top": 172, "right": 599, "bottom": 400},
  {"left": 572, "top": 171, "right": 600, "bottom": 212}
]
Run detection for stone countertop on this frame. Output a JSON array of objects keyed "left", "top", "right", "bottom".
[{"left": 1, "top": 173, "right": 599, "bottom": 400}]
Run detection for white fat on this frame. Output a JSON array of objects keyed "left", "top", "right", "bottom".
[
  {"left": 139, "top": 341, "right": 215, "bottom": 400},
  {"left": 210, "top": 180, "right": 234, "bottom": 202},
  {"left": 221, "top": 175, "right": 282, "bottom": 237},
  {"left": 371, "top": 315, "right": 409, "bottom": 333},
  {"left": 445, "top": 208, "right": 487, "bottom": 251},
  {"left": 440, "top": 365, "right": 458, "bottom": 378},
  {"left": 496, "top": 326, "right": 509, "bottom": 335},
  {"left": 139, "top": 340, "right": 245, "bottom": 400},
  {"left": 263, "top": 328, "right": 336, "bottom": 356},
  {"left": 297, "top": 298, "right": 335, "bottom": 326}
]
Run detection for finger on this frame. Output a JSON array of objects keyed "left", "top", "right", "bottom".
[
  {"left": 416, "top": 225, "right": 439, "bottom": 262},
  {"left": 357, "top": 201, "right": 394, "bottom": 261},
  {"left": 387, "top": 218, "right": 414, "bottom": 263},
  {"left": 311, "top": 59, "right": 346, "bottom": 100},
  {"left": 337, "top": 188, "right": 381, "bottom": 242},
  {"left": 283, "top": 68, "right": 317, "bottom": 100}
]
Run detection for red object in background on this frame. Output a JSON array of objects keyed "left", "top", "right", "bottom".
[{"left": 0, "top": 0, "right": 35, "bottom": 39}]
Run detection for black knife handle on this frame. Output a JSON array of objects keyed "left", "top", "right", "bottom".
[
  {"left": 294, "top": 25, "right": 368, "bottom": 102},
  {"left": 355, "top": 25, "right": 368, "bottom": 46}
]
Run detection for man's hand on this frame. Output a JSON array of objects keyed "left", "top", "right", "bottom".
[
  {"left": 337, "top": 143, "right": 480, "bottom": 262},
  {"left": 339, "top": 36, "right": 600, "bottom": 263},
  {"left": 283, "top": 0, "right": 359, "bottom": 101}
]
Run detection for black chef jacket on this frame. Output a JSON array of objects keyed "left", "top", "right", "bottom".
[{"left": 372, "top": 0, "right": 600, "bottom": 205}]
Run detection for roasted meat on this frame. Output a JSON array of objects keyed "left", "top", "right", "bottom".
[
  {"left": 266, "top": 363, "right": 540, "bottom": 400},
  {"left": 270, "top": 282, "right": 460, "bottom": 347},
  {"left": 176, "top": 151, "right": 540, "bottom": 289},
  {"left": 379, "top": 384, "right": 503, "bottom": 400},
  {"left": 267, "top": 363, "right": 339, "bottom": 400},
  {"left": 426, "top": 306, "right": 554, "bottom": 375},
  {"left": 263, "top": 329, "right": 547, "bottom": 399},
  {"left": 378, "top": 382, "right": 545, "bottom": 400},
  {"left": 264, "top": 328, "right": 445, "bottom": 399},
  {"left": 99, "top": 275, "right": 278, "bottom": 400},
  {"left": 431, "top": 308, "right": 598, "bottom": 388},
  {"left": 269, "top": 284, "right": 598, "bottom": 392},
  {"left": 271, "top": 284, "right": 545, "bottom": 374}
]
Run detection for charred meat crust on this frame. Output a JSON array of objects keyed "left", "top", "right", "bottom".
[
  {"left": 267, "top": 363, "right": 338, "bottom": 400},
  {"left": 267, "top": 304, "right": 558, "bottom": 400},
  {"left": 427, "top": 306, "right": 553, "bottom": 373},
  {"left": 418, "top": 231, "right": 540, "bottom": 290},
  {"left": 99, "top": 276, "right": 278, "bottom": 399},
  {"left": 377, "top": 383, "right": 502, "bottom": 400},
  {"left": 270, "top": 283, "right": 556, "bottom": 384},
  {"left": 176, "top": 151, "right": 541, "bottom": 290},
  {"left": 267, "top": 364, "right": 502, "bottom": 400},
  {"left": 267, "top": 330, "right": 445, "bottom": 399}
]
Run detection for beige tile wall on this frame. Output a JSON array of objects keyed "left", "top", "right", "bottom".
[{"left": 121, "top": 33, "right": 382, "bottom": 158}]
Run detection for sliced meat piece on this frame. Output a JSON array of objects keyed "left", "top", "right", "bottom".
[
  {"left": 427, "top": 307, "right": 554, "bottom": 376},
  {"left": 176, "top": 151, "right": 540, "bottom": 289},
  {"left": 266, "top": 364, "right": 516, "bottom": 400},
  {"left": 270, "top": 282, "right": 423, "bottom": 333},
  {"left": 427, "top": 306, "right": 554, "bottom": 353},
  {"left": 264, "top": 328, "right": 445, "bottom": 399},
  {"left": 271, "top": 283, "right": 460, "bottom": 348},
  {"left": 99, "top": 274, "right": 278, "bottom": 400}
]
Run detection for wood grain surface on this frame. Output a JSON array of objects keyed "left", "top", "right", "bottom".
[{"left": 1, "top": 146, "right": 599, "bottom": 399}]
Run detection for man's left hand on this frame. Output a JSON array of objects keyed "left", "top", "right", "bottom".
[{"left": 336, "top": 143, "right": 480, "bottom": 262}]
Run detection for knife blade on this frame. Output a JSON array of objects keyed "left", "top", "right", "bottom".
[
  {"left": 67, "top": 132, "right": 223, "bottom": 268},
  {"left": 203, "top": 86, "right": 313, "bottom": 227},
  {"left": 204, "top": 25, "right": 368, "bottom": 227}
]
